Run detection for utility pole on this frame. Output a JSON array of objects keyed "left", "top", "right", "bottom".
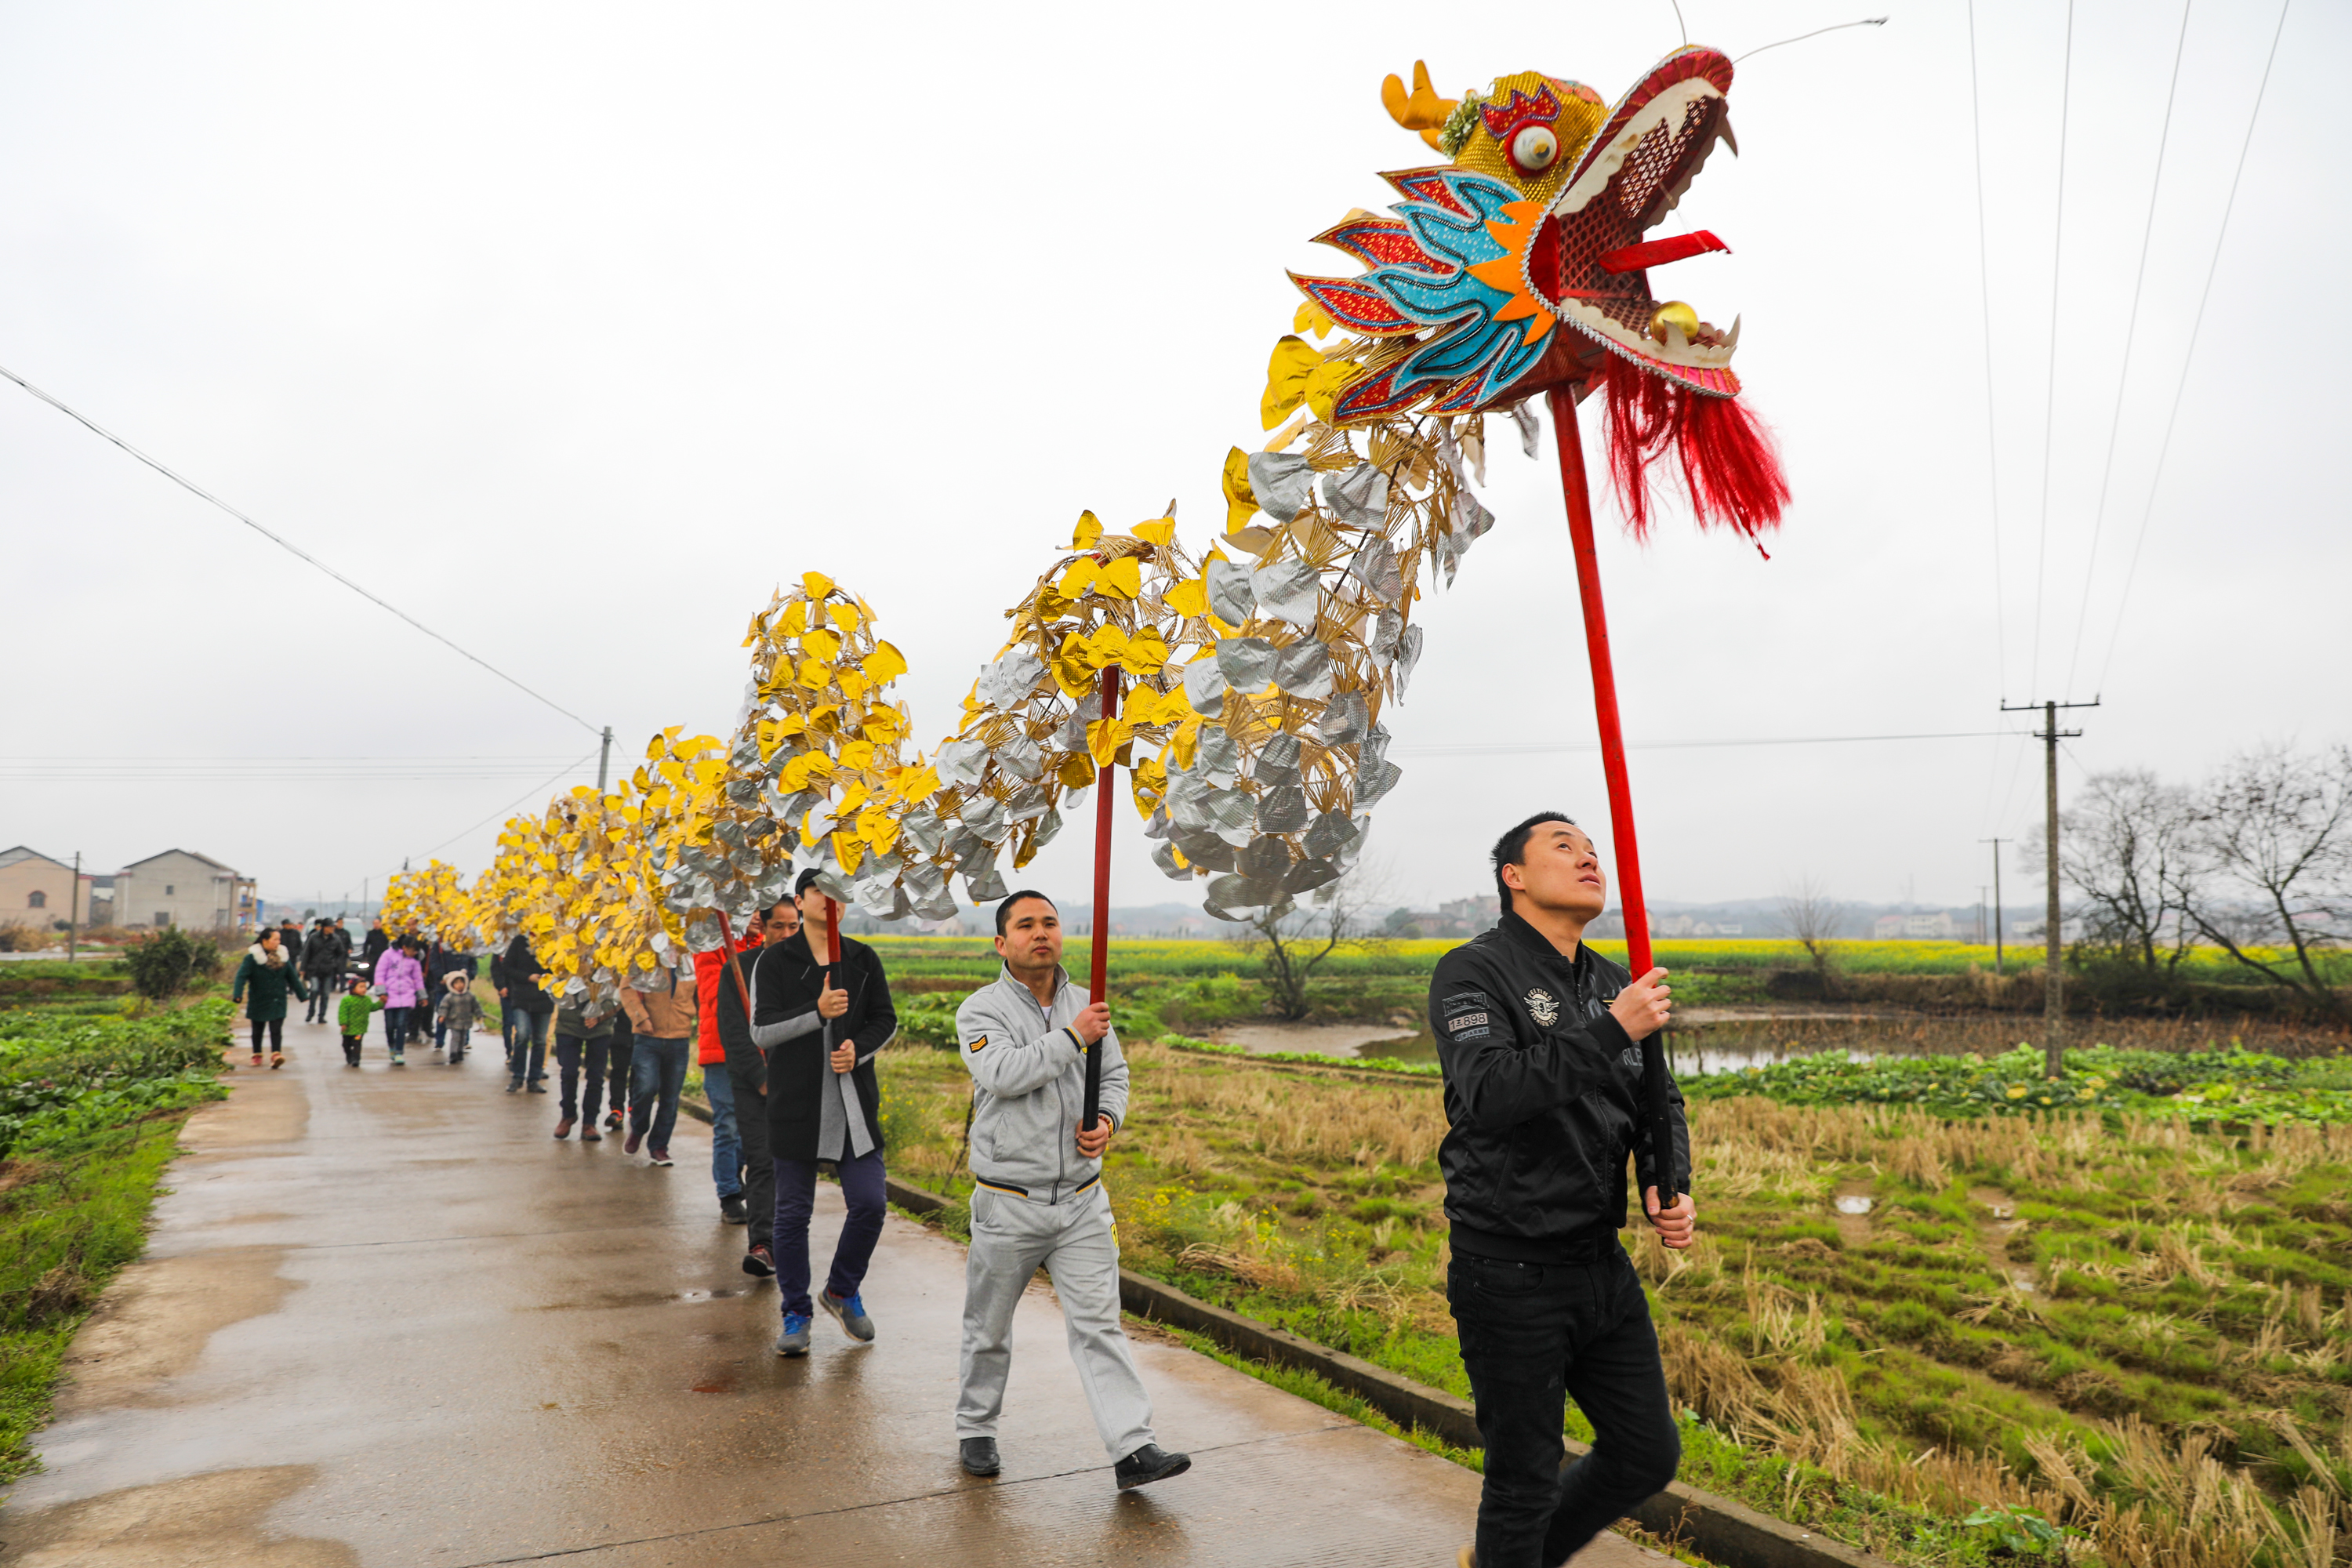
[
  {"left": 68, "top": 851, "right": 81, "bottom": 963},
  {"left": 1976, "top": 885, "right": 1987, "bottom": 947},
  {"left": 1978, "top": 837, "right": 2010, "bottom": 975},
  {"left": 2002, "top": 699, "right": 2097, "bottom": 1078},
  {"left": 597, "top": 725, "right": 615, "bottom": 792}
]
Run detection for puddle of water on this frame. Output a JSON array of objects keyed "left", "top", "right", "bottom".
[
  {"left": 1354, "top": 1030, "right": 1888, "bottom": 1077},
  {"left": 1970, "top": 1186, "right": 2036, "bottom": 1290},
  {"left": 1831, "top": 1178, "right": 1875, "bottom": 1248}
]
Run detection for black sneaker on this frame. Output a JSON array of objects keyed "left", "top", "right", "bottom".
[
  {"left": 960, "top": 1436, "right": 1000, "bottom": 1477},
  {"left": 1112, "top": 1443, "right": 1190, "bottom": 1491},
  {"left": 741, "top": 1243, "right": 775, "bottom": 1277},
  {"left": 720, "top": 1193, "right": 748, "bottom": 1225}
]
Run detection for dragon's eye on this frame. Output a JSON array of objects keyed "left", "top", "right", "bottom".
[{"left": 1510, "top": 125, "right": 1559, "bottom": 172}]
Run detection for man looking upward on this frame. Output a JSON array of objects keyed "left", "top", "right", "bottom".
[
  {"left": 952, "top": 891, "right": 1188, "bottom": 1492},
  {"left": 1433, "top": 812, "right": 1693, "bottom": 1568}
]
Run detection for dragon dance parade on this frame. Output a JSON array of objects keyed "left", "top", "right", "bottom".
[
  {"left": 14, "top": 7, "right": 2335, "bottom": 1566},
  {"left": 364, "top": 45, "right": 1777, "bottom": 1568}
]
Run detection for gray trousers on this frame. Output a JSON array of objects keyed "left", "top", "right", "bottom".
[{"left": 956, "top": 1183, "right": 1155, "bottom": 1462}]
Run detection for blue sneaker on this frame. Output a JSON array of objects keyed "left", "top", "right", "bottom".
[
  {"left": 820, "top": 1288, "right": 875, "bottom": 1343},
  {"left": 773, "top": 1312, "right": 811, "bottom": 1357}
]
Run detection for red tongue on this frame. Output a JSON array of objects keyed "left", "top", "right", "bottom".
[{"left": 1597, "top": 230, "right": 1730, "bottom": 273}]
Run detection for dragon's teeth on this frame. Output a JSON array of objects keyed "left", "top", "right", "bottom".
[
  {"left": 1718, "top": 113, "right": 1740, "bottom": 157},
  {"left": 1725, "top": 314, "right": 1742, "bottom": 350}
]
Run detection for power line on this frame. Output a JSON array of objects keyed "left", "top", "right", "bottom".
[
  {"left": 2092, "top": 0, "right": 2291, "bottom": 698},
  {"left": 0, "top": 361, "right": 600, "bottom": 737},
  {"left": 1965, "top": 0, "right": 2010, "bottom": 700},
  {"left": 416, "top": 751, "right": 599, "bottom": 860},
  {"left": 1396, "top": 729, "right": 2018, "bottom": 758},
  {"left": 2025, "top": 0, "right": 2077, "bottom": 699},
  {"left": 3, "top": 754, "right": 590, "bottom": 782},
  {"left": 2063, "top": 0, "right": 2194, "bottom": 698}
]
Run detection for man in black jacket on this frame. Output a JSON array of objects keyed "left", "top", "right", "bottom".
[
  {"left": 1432, "top": 811, "right": 1693, "bottom": 1568},
  {"left": 750, "top": 870, "right": 895, "bottom": 1358},
  {"left": 712, "top": 902, "right": 797, "bottom": 1279},
  {"left": 299, "top": 920, "right": 344, "bottom": 1022}
]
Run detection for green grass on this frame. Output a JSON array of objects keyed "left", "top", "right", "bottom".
[
  {"left": 0, "top": 999, "right": 232, "bottom": 1480},
  {"left": 872, "top": 1030, "right": 2352, "bottom": 1567},
  {"left": 0, "top": 1116, "right": 194, "bottom": 1479}
]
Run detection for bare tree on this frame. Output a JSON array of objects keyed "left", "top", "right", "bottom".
[
  {"left": 1228, "top": 858, "right": 1394, "bottom": 1022},
  {"left": 2055, "top": 769, "right": 2200, "bottom": 975},
  {"left": 1772, "top": 876, "right": 1844, "bottom": 991},
  {"left": 2179, "top": 742, "right": 2351, "bottom": 1017}
]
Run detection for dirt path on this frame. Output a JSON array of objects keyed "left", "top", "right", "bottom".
[{"left": 4, "top": 1014, "right": 1668, "bottom": 1566}]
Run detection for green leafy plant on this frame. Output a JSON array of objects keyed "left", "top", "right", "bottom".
[
  {"left": 120, "top": 928, "right": 222, "bottom": 1001},
  {"left": 1962, "top": 1504, "right": 2067, "bottom": 1556}
]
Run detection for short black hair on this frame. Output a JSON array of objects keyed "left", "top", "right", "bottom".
[
  {"left": 1492, "top": 811, "right": 1578, "bottom": 913},
  {"left": 995, "top": 890, "right": 1056, "bottom": 936},
  {"left": 794, "top": 868, "right": 825, "bottom": 898}
]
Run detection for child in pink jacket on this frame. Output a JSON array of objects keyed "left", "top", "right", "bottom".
[{"left": 372, "top": 936, "right": 427, "bottom": 1067}]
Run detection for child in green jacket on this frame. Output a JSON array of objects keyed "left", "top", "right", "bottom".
[{"left": 339, "top": 978, "right": 383, "bottom": 1068}]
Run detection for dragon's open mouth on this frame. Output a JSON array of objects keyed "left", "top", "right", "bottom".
[{"left": 1533, "top": 49, "right": 1740, "bottom": 391}]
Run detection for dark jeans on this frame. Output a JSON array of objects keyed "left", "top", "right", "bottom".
[
  {"left": 248, "top": 1017, "right": 284, "bottom": 1053},
  {"left": 554, "top": 1036, "right": 610, "bottom": 1123},
  {"left": 383, "top": 1006, "right": 412, "bottom": 1054},
  {"left": 704, "top": 1059, "right": 743, "bottom": 1200},
  {"left": 773, "top": 1148, "right": 885, "bottom": 1319},
  {"left": 629, "top": 1036, "right": 690, "bottom": 1149},
  {"left": 606, "top": 1035, "right": 635, "bottom": 1121},
  {"left": 731, "top": 1069, "right": 772, "bottom": 1248},
  {"left": 507, "top": 1007, "right": 550, "bottom": 1086},
  {"left": 303, "top": 978, "right": 335, "bottom": 1022},
  {"left": 1448, "top": 1247, "right": 1681, "bottom": 1568}
]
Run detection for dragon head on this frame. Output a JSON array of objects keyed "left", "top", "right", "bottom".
[{"left": 1295, "top": 49, "right": 1780, "bottom": 536}]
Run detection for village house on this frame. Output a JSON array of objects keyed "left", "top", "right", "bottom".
[
  {"left": 0, "top": 847, "right": 95, "bottom": 931},
  {"left": 112, "top": 849, "right": 255, "bottom": 932}
]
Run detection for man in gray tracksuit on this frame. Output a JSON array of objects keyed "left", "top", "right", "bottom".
[{"left": 952, "top": 889, "right": 1190, "bottom": 1491}]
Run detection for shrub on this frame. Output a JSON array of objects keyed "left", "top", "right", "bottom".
[{"left": 121, "top": 929, "right": 222, "bottom": 1000}]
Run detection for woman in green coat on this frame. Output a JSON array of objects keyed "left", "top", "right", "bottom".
[{"left": 231, "top": 927, "right": 310, "bottom": 1069}]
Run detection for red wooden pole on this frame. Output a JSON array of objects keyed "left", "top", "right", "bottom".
[
  {"left": 1083, "top": 665, "right": 1120, "bottom": 1133},
  {"left": 713, "top": 909, "right": 753, "bottom": 1018},
  {"left": 1546, "top": 387, "right": 1653, "bottom": 978},
  {"left": 1548, "top": 386, "right": 1679, "bottom": 1204}
]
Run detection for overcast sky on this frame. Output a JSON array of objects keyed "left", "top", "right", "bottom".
[{"left": 2, "top": 0, "right": 2340, "bottom": 921}]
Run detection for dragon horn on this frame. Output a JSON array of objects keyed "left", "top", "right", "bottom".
[{"left": 1379, "top": 60, "right": 1455, "bottom": 149}]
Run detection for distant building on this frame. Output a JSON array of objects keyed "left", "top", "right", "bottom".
[
  {"left": 113, "top": 850, "right": 256, "bottom": 932},
  {"left": 1437, "top": 894, "right": 1501, "bottom": 934},
  {"left": 0, "top": 848, "right": 95, "bottom": 931},
  {"left": 1873, "top": 911, "right": 1958, "bottom": 940}
]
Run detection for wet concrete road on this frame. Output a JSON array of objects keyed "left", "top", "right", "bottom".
[{"left": 4, "top": 1016, "right": 1668, "bottom": 1567}]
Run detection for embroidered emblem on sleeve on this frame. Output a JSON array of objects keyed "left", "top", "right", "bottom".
[
  {"left": 1439, "top": 989, "right": 1495, "bottom": 1043},
  {"left": 1525, "top": 989, "right": 1560, "bottom": 1027},
  {"left": 967, "top": 1035, "right": 988, "bottom": 1052}
]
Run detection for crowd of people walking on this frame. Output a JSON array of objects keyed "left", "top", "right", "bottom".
[
  {"left": 245, "top": 879, "right": 1194, "bottom": 1494},
  {"left": 226, "top": 810, "right": 1707, "bottom": 1551}
]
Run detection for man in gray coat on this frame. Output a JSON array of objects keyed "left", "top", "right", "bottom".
[{"left": 952, "top": 890, "right": 1189, "bottom": 1491}]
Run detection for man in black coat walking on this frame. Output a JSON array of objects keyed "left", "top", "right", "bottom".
[
  {"left": 750, "top": 870, "right": 896, "bottom": 1357},
  {"left": 299, "top": 919, "right": 344, "bottom": 1022},
  {"left": 1432, "top": 812, "right": 1693, "bottom": 1568}
]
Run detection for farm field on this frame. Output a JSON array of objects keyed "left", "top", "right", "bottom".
[
  {"left": 871, "top": 1018, "right": 2352, "bottom": 1568},
  {"left": 871, "top": 935, "right": 2352, "bottom": 1069}
]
